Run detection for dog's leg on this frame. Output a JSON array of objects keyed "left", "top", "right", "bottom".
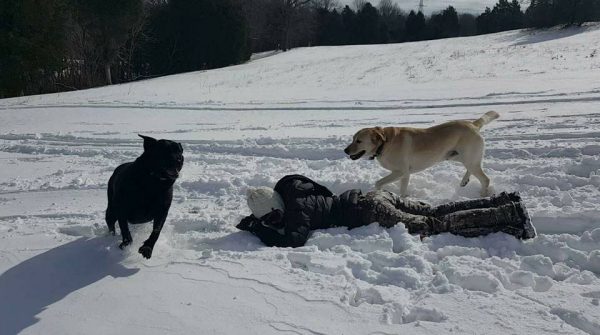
[
  {"left": 460, "top": 171, "right": 471, "bottom": 187},
  {"left": 375, "top": 171, "right": 404, "bottom": 190},
  {"left": 461, "top": 137, "right": 489, "bottom": 195},
  {"left": 466, "top": 164, "right": 490, "bottom": 196},
  {"left": 399, "top": 174, "right": 410, "bottom": 197},
  {"left": 106, "top": 179, "right": 116, "bottom": 235},
  {"left": 118, "top": 218, "right": 132, "bottom": 249},
  {"left": 138, "top": 214, "right": 167, "bottom": 259},
  {"left": 105, "top": 207, "right": 117, "bottom": 235}
]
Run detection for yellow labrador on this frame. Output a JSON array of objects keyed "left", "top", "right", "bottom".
[{"left": 344, "top": 111, "right": 499, "bottom": 196}]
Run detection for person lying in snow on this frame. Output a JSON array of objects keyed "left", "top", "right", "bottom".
[
  {"left": 237, "top": 175, "right": 536, "bottom": 248},
  {"left": 236, "top": 175, "right": 536, "bottom": 247}
]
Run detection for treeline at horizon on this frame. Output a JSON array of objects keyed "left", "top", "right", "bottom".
[{"left": 1, "top": 0, "right": 599, "bottom": 98}]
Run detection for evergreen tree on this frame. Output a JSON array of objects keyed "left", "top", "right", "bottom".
[
  {"left": 428, "top": 6, "right": 460, "bottom": 39},
  {"left": 551, "top": 0, "right": 599, "bottom": 26},
  {"left": 0, "top": 0, "right": 68, "bottom": 97},
  {"left": 525, "top": 0, "right": 555, "bottom": 28},
  {"left": 476, "top": 7, "right": 494, "bottom": 34},
  {"left": 341, "top": 5, "right": 358, "bottom": 44},
  {"left": 441, "top": 6, "right": 460, "bottom": 37},
  {"left": 458, "top": 13, "right": 477, "bottom": 36},
  {"left": 476, "top": 0, "right": 523, "bottom": 34},
  {"left": 355, "top": 2, "right": 384, "bottom": 44},
  {"left": 406, "top": 10, "right": 426, "bottom": 41},
  {"left": 315, "top": 8, "right": 345, "bottom": 46}
]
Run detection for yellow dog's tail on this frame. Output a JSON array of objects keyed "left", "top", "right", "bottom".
[{"left": 472, "top": 111, "right": 499, "bottom": 129}]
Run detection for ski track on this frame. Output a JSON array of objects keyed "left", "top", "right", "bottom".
[{"left": 1, "top": 25, "right": 600, "bottom": 335}]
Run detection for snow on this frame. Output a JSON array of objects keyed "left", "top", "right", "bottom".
[{"left": 1, "top": 25, "right": 600, "bottom": 334}]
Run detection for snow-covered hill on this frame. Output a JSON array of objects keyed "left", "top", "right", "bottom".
[{"left": 1, "top": 25, "right": 599, "bottom": 335}]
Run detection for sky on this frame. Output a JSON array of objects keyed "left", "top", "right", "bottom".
[{"left": 339, "top": 0, "right": 502, "bottom": 15}]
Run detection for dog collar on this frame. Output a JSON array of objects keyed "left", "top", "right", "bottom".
[{"left": 370, "top": 142, "right": 385, "bottom": 160}]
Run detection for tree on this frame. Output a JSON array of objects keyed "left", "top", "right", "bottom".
[
  {"left": 476, "top": 0, "right": 523, "bottom": 34},
  {"left": 341, "top": 5, "right": 358, "bottom": 44},
  {"left": 353, "top": 0, "right": 367, "bottom": 11},
  {"left": 237, "top": 0, "right": 280, "bottom": 52},
  {"left": 71, "top": 0, "right": 143, "bottom": 85},
  {"left": 314, "top": 8, "right": 345, "bottom": 45},
  {"left": 378, "top": 0, "right": 406, "bottom": 42},
  {"left": 355, "top": 2, "right": 384, "bottom": 44},
  {"left": 441, "top": 6, "right": 460, "bottom": 37},
  {"left": 313, "top": 0, "right": 339, "bottom": 11},
  {"left": 542, "top": 0, "right": 599, "bottom": 26},
  {"left": 276, "top": 0, "right": 313, "bottom": 50},
  {"left": 458, "top": 13, "right": 477, "bottom": 36},
  {"left": 525, "top": 0, "right": 555, "bottom": 28},
  {"left": 405, "top": 10, "right": 426, "bottom": 41},
  {"left": 428, "top": 6, "right": 459, "bottom": 39},
  {"left": 142, "top": 0, "right": 250, "bottom": 75},
  {"left": 0, "top": 0, "right": 68, "bottom": 97}
]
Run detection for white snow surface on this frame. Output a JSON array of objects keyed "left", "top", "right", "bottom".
[{"left": 1, "top": 25, "right": 600, "bottom": 334}]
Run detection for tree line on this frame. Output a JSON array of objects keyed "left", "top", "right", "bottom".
[{"left": 1, "top": 0, "right": 599, "bottom": 98}]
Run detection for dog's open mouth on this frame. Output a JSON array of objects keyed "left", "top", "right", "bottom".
[{"left": 349, "top": 150, "right": 366, "bottom": 160}]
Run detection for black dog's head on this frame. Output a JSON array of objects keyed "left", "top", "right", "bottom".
[{"left": 138, "top": 134, "right": 184, "bottom": 182}]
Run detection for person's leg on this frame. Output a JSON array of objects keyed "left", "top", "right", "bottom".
[
  {"left": 433, "top": 192, "right": 521, "bottom": 217},
  {"left": 373, "top": 190, "right": 435, "bottom": 216},
  {"left": 358, "top": 191, "right": 439, "bottom": 235},
  {"left": 438, "top": 202, "right": 536, "bottom": 239}
]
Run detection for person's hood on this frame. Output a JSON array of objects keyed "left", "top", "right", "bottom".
[{"left": 246, "top": 186, "right": 285, "bottom": 218}]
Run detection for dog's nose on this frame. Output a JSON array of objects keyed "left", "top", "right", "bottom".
[{"left": 344, "top": 147, "right": 350, "bottom": 155}]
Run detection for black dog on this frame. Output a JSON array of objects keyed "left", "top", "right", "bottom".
[{"left": 106, "top": 135, "right": 184, "bottom": 259}]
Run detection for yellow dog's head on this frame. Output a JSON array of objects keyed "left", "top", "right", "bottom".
[{"left": 344, "top": 127, "right": 386, "bottom": 160}]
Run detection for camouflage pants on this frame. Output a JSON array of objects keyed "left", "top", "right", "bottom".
[{"left": 357, "top": 191, "right": 535, "bottom": 239}]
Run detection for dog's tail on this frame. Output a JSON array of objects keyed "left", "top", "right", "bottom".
[{"left": 472, "top": 111, "right": 499, "bottom": 129}]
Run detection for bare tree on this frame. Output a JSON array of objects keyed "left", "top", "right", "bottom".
[
  {"left": 353, "top": 0, "right": 367, "bottom": 10},
  {"left": 313, "top": 0, "right": 340, "bottom": 10},
  {"left": 378, "top": 0, "right": 401, "bottom": 17}
]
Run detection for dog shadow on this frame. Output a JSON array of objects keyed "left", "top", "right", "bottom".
[{"left": 0, "top": 237, "right": 139, "bottom": 335}]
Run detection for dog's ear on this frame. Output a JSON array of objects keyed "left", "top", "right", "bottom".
[
  {"left": 371, "top": 127, "right": 386, "bottom": 144},
  {"left": 177, "top": 142, "right": 183, "bottom": 153},
  {"left": 138, "top": 134, "right": 157, "bottom": 152}
]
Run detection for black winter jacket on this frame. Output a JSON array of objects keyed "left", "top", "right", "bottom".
[{"left": 239, "top": 175, "right": 363, "bottom": 247}]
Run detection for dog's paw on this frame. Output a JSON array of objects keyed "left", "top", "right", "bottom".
[
  {"left": 119, "top": 239, "right": 132, "bottom": 250},
  {"left": 138, "top": 245, "right": 153, "bottom": 259},
  {"left": 460, "top": 178, "right": 470, "bottom": 187}
]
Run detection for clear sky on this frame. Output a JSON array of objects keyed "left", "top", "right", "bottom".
[{"left": 338, "top": 0, "right": 502, "bottom": 15}]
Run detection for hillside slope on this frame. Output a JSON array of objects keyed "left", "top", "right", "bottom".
[{"left": 2, "top": 24, "right": 599, "bottom": 109}]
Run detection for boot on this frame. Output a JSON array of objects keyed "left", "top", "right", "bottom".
[{"left": 513, "top": 200, "right": 536, "bottom": 239}]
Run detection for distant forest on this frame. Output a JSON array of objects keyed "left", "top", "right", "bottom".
[{"left": 1, "top": 0, "right": 599, "bottom": 98}]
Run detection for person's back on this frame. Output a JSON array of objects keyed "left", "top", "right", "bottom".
[{"left": 273, "top": 175, "right": 362, "bottom": 230}]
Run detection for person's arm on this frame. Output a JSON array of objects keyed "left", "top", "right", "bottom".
[{"left": 239, "top": 209, "right": 311, "bottom": 248}]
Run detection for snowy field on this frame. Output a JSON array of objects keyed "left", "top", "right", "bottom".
[{"left": 1, "top": 25, "right": 600, "bottom": 335}]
